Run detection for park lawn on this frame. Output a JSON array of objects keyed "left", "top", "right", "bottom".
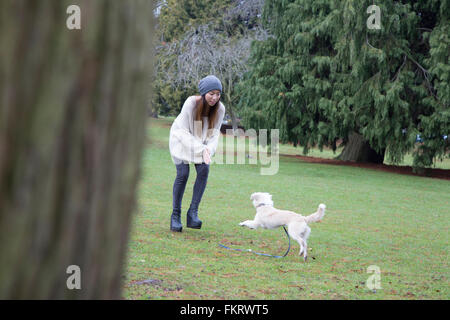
[{"left": 122, "top": 117, "right": 449, "bottom": 300}]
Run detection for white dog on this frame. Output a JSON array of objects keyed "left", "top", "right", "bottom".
[{"left": 239, "top": 192, "right": 326, "bottom": 261}]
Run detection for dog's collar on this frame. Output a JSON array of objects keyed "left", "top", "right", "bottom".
[{"left": 256, "top": 203, "right": 272, "bottom": 208}]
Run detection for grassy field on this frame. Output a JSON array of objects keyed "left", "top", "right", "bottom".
[{"left": 123, "top": 117, "right": 449, "bottom": 300}]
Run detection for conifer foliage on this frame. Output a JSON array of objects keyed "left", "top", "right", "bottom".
[{"left": 238, "top": 0, "right": 449, "bottom": 168}]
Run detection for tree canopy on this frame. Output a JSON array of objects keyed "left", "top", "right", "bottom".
[
  {"left": 153, "top": 0, "right": 266, "bottom": 121},
  {"left": 237, "top": 0, "right": 449, "bottom": 168}
]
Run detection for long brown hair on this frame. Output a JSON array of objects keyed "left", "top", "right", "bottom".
[{"left": 194, "top": 95, "right": 220, "bottom": 137}]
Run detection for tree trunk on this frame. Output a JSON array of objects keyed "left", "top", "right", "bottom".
[
  {"left": 0, "top": 0, "right": 155, "bottom": 299},
  {"left": 224, "top": 92, "right": 239, "bottom": 135},
  {"left": 337, "top": 132, "right": 385, "bottom": 164},
  {"left": 229, "top": 105, "right": 239, "bottom": 134}
]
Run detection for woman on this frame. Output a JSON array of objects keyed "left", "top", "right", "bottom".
[{"left": 168, "top": 75, "right": 225, "bottom": 232}]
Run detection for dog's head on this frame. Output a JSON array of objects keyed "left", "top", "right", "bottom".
[{"left": 250, "top": 192, "right": 274, "bottom": 208}]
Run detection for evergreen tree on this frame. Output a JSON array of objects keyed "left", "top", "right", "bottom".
[
  {"left": 158, "top": 0, "right": 233, "bottom": 42},
  {"left": 415, "top": 0, "right": 450, "bottom": 167},
  {"left": 238, "top": 0, "right": 449, "bottom": 168}
]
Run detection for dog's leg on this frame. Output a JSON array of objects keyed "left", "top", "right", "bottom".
[
  {"left": 239, "top": 220, "right": 260, "bottom": 229},
  {"left": 301, "top": 238, "right": 308, "bottom": 262},
  {"left": 288, "top": 222, "right": 308, "bottom": 262},
  {"left": 294, "top": 236, "right": 307, "bottom": 261},
  {"left": 301, "top": 226, "right": 311, "bottom": 254},
  {"left": 303, "top": 226, "right": 311, "bottom": 242},
  {"left": 301, "top": 226, "right": 311, "bottom": 262}
]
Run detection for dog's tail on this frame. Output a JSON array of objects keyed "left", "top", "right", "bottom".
[{"left": 305, "top": 204, "right": 326, "bottom": 224}]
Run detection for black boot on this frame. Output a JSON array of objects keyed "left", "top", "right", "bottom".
[
  {"left": 186, "top": 207, "right": 202, "bottom": 229},
  {"left": 170, "top": 211, "right": 183, "bottom": 232}
]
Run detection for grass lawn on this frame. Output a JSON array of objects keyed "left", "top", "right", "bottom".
[{"left": 123, "top": 117, "right": 449, "bottom": 300}]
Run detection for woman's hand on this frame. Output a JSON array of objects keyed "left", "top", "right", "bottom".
[{"left": 203, "top": 148, "right": 211, "bottom": 165}]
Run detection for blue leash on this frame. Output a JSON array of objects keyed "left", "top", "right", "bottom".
[{"left": 219, "top": 226, "right": 291, "bottom": 258}]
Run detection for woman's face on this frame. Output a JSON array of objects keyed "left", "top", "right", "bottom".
[{"left": 205, "top": 90, "right": 221, "bottom": 107}]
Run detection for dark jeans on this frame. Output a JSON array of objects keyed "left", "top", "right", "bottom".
[{"left": 172, "top": 162, "right": 210, "bottom": 215}]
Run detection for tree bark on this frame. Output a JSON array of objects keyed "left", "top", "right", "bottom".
[
  {"left": 0, "top": 0, "right": 155, "bottom": 299},
  {"left": 337, "top": 132, "right": 385, "bottom": 164}
]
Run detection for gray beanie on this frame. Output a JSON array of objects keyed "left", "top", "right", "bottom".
[{"left": 198, "top": 75, "right": 222, "bottom": 96}]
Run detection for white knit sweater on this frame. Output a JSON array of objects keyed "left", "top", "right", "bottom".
[{"left": 169, "top": 96, "right": 225, "bottom": 164}]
